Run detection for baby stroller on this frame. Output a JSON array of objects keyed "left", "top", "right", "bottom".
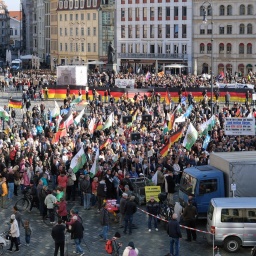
[{"left": 158, "top": 193, "right": 173, "bottom": 228}]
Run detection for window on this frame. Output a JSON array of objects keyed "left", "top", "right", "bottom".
[
  {"left": 135, "top": 25, "right": 140, "bottom": 38},
  {"left": 150, "top": 25, "right": 154, "bottom": 38},
  {"left": 65, "top": 14, "right": 67, "bottom": 21},
  {"left": 143, "top": 7, "right": 147, "bottom": 20},
  {"left": 227, "top": 25, "right": 232, "bottom": 34},
  {"left": 247, "top": 24, "right": 253, "bottom": 34},
  {"left": 93, "top": 13, "right": 96, "bottom": 20},
  {"left": 219, "top": 43, "right": 224, "bottom": 53},
  {"left": 240, "top": 4, "right": 245, "bottom": 15},
  {"left": 245, "top": 209, "right": 256, "bottom": 223},
  {"left": 80, "top": 0, "right": 84, "bottom": 7},
  {"left": 174, "top": 6, "right": 178, "bottom": 18},
  {"left": 239, "top": 43, "right": 244, "bottom": 54},
  {"left": 135, "top": 7, "right": 139, "bottom": 20},
  {"left": 81, "top": 13, "right": 84, "bottom": 20},
  {"left": 70, "top": 14, "right": 73, "bottom": 21},
  {"left": 65, "top": 43, "right": 68, "bottom": 51},
  {"left": 207, "top": 43, "right": 212, "bottom": 54},
  {"left": 174, "top": 44, "right": 178, "bottom": 54},
  {"left": 227, "top": 5, "right": 232, "bottom": 15},
  {"left": 200, "top": 43, "right": 205, "bottom": 54},
  {"left": 199, "top": 179, "right": 217, "bottom": 195},
  {"left": 69, "top": 0, "right": 73, "bottom": 9},
  {"left": 166, "top": 7, "right": 170, "bottom": 18},
  {"left": 93, "top": 43, "right": 96, "bottom": 52},
  {"left": 182, "top": 44, "right": 187, "bottom": 54},
  {"left": 150, "top": 7, "right": 154, "bottom": 19},
  {"left": 135, "top": 43, "right": 140, "bottom": 53},
  {"left": 182, "top": 24, "right": 187, "bottom": 38},
  {"left": 87, "top": 13, "right": 90, "bottom": 20},
  {"left": 143, "top": 24, "right": 147, "bottom": 38},
  {"left": 75, "top": 14, "right": 78, "bottom": 20},
  {"left": 87, "top": 27, "right": 90, "bottom": 36},
  {"left": 59, "top": 28, "right": 62, "bottom": 36},
  {"left": 60, "top": 43, "right": 63, "bottom": 51},
  {"left": 81, "top": 43, "right": 84, "bottom": 52},
  {"left": 87, "top": 0, "right": 91, "bottom": 7},
  {"left": 200, "top": 25, "right": 205, "bottom": 35},
  {"left": 174, "top": 24, "right": 178, "bottom": 38},
  {"left": 221, "top": 209, "right": 244, "bottom": 223},
  {"left": 247, "top": 5, "right": 253, "bottom": 15},
  {"left": 239, "top": 24, "right": 245, "bottom": 34},
  {"left": 121, "top": 43, "right": 126, "bottom": 53},
  {"left": 70, "top": 28, "right": 73, "bottom": 36},
  {"left": 200, "top": 6, "right": 204, "bottom": 16},
  {"left": 227, "top": 43, "right": 232, "bottom": 53},
  {"left": 93, "top": 27, "right": 96, "bottom": 36},
  {"left": 128, "top": 8, "right": 132, "bottom": 20},
  {"left": 219, "top": 26, "right": 224, "bottom": 34},
  {"left": 158, "top": 7, "right": 162, "bottom": 19},
  {"left": 219, "top": 5, "right": 225, "bottom": 16},
  {"left": 76, "top": 43, "right": 78, "bottom": 52},
  {"left": 93, "top": 0, "right": 97, "bottom": 6},
  {"left": 128, "top": 43, "right": 133, "bottom": 53},
  {"left": 70, "top": 43, "right": 73, "bottom": 52},
  {"left": 207, "top": 24, "right": 212, "bottom": 35},
  {"left": 81, "top": 27, "right": 84, "bottom": 36},
  {"left": 87, "top": 43, "right": 91, "bottom": 52},
  {"left": 166, "top": 24, "right": 170, "bottom": 38},
  {"left": 75, "top": 0, "right": 79, "bottom": 8},
  {"left": 60, "top": 14, "right": 62, "bottom": 21},
  {"left": 121, "top": 8, "right": 125, "bottom": 19},
  {"left": 182, "top": 6, "right": 187, "bottom": 19},
  {"left": 59, "top": 1, "right": 63, "bottom": 8},
  {"left": 121, "top": 25, "right": 125, "bottom": 38},
  {"left": 10, "top": 28, "right": 13, "bottom": 36},
  {"left": 158, "top": 24, "right": 162, "bottom": 38},
  {"left": 76, "top": 27, "right": 79, "bottom": 36},
  {"left": 247, "top": 43, "right": 252, "bottom": 54},
  {"left": 142, "top": 43, "right": 146, "bottom": 53},
  {"left": 128, "top": 25, "right": 132, "bottom": 38}
]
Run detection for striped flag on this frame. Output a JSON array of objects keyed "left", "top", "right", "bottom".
[
  {"left": 100, "top": 138, "right": 112, "bottom": 150},
  {"left": 51, "top": 101, "right": 60, "bottom": 118},
  {"left": 103, "top": 112, "right": 114, "bottom": 130},
  {"left": 8, "top": 99, "right": 22, "bottom": 109},
  {"left": 71, "top": 96, "right": 82, "bottom": 106},
  {"left": 168, "top": 113, "right": 175, "bottom": 131},
  {"left": 183, "top": 123, "right": 198, "bottom": 150},
  {"left": 159, "top": 138, "right": 172, "bottom": 157},
  {"left": 165, "top": 91, "right": 170, "bottom": 105},
  {"left": 52, "top": 122, "right": 67, "bottom": 144},
  {"left": 88, "top": 118, "right": 96, "bottom": 134},
  {"left": 60, "top": 110, "right": 74, "bottom": 129},
  {"left": 74, "top": 109, "right": 85, "bottom": 125}
]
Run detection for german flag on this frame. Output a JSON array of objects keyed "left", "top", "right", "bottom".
[
  {"left": 235, "top": 109, "right": 241, "bottom": 117},
  {"left": 94, "top": 120, "right": 103, "bottom": 131},
  {"left": 8, "top": 99, "right": 22, "bottom": 109},
  {"left": 168, "top": 113, "right": 175, "bottom": 131},
  {"left": 159, "top": 139, "right": 171, "bottom": 157},
  {"left": 165, "top": 91, "right": 170, "bottom": 105},
  {"left": 52, "top": 122, "right": 67, "bottom": 144},
  {"left": 169, "top": 128, "right": 183, "bottom": 147},
  {"left": 100, "top": 138, "right": 112, "bottom": 150}
]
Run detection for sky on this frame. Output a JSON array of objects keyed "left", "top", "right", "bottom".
[{"left": 4, "top": 0, "right": 20, "bottom": 11}]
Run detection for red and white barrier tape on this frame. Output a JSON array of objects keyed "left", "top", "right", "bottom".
[{"left": 137, "top": 207, "right": 213, "bottom": 235}]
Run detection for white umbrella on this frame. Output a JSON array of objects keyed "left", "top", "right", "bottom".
[{"left": 165, "top": 64, "right": 187, "bottom": 68}]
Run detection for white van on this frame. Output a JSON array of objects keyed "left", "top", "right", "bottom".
[{"left": 206, "top": 197, "right": 256, "bottom": 253}]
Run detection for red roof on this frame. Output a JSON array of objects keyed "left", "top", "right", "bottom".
[{"left": 9, "top": 11, "right": 22, "bottom": 21}]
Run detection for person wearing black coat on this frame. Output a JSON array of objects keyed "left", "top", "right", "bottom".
[
  {"left": 51, "top": 219, "right": 66, "bottom": 256},
  {"left": 165, "top": 171, "right": 176, "bottom": 206},
  {"left": 146, "top": 196, "right": 159, "bottom": 231},
  {"left": 97, "top": 178, "right": 107, "bottom": 211},
  {"left": 123, "top": 196, "right": 137, "bottom": 235},
  {"left": 71, "top": 216, "right": 85, "bottom": 255}
]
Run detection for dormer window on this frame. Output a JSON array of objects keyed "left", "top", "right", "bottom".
[
  {"left": 59, "top": 1, "right": 63, "bottom": 9},
  {"left": 87, "top": 0, "right": 91, "bottom": 7},
  {"left": 69, "top": 0, "right": 73, "bottom": 9},
  {"left": 64, "top": 0, "right": 68, "bottom": 8},
  {"left": 74, "top": 0, "right": 79, "bottom": 8},
  {"left": 80, "top": 0, "right": 84, "bottom": 8},
  {"left": 93, "top": 0, "right": 97, "bottom": 7}
]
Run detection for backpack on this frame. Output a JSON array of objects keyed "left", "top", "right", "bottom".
[
  {"left": 105, "top": 240, "right": 113, "bottom": 254},
  {"left": 128, "top": 249, "right": 138, "bottom": 256}
]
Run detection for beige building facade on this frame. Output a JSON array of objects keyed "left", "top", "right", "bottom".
[
  {"left": 193, "top": 0, "right": 256, "bottom": 76},
  {"left": 55, "top": 0, "right": 100, "bottom": 67},
  {"left": 50, "top": 0, "right": 58, "bottom": 69}
]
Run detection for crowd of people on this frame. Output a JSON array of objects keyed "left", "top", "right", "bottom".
[{"left": 0, "top": 68, "right": 256, "bottom": 255}]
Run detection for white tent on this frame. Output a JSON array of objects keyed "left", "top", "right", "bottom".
[
  {"left": 20, "top": 55, "right": 41, "bottom": 61},
  {"left": 165, "top": 64, "right": 187, "bottom": 68},
  {"left": 84, "top": 60, "right": 106, "bottom": 65}
]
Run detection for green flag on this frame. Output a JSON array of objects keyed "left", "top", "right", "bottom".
[{"left": 183, "top": 123, "right": 198, "bottom": 150}]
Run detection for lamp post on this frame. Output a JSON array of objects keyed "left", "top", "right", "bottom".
[{"left": 201, "top": 1, "right": 213, "bottom": 116}]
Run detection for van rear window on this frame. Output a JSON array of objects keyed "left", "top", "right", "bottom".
[
  {"left": 208, "top": 203, "right": 214, "bottom": 221},
  {"left": 221, "top": 209, "right": 244, "bottom": 223}
]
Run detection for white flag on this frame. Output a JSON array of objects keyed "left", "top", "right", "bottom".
[
  {"left": 88, "top": 118, "right": 96, "bottom": 134},
  {"left": 74, "top": 109, "right": 85, "bottom": 125},
  {"left": 174, "top": 115, "right": 186, "bottom": 123},
  {"left": 103, "top": 112, "right": 114, "bottom": 130},
  {"left": 70, "top": 147, "right": 87, "bottom": 173},
  {"left": 90, "top": 148, "right": 99, "bottom": 176},
  {"left": 51, "top": 101, "right": 60, "bottom": 118},
  {"left": 182, "top": 123, "right": 198, "bottom": 150},
  {"left": 152, "top": 172, "right": 158, "bottom": 185}
]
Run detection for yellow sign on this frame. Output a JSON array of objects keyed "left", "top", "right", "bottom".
[{"left": 145, "top": 186, "right": 161, "bottom": 202}]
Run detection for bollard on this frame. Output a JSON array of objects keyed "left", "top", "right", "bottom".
[{"left": 215, "top": 248, "right": 221, "bottom": 256}]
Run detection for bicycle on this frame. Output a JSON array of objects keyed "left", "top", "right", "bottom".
[
  {"left": 43, "top": 206, "right": 83, "bottom": 227},
  {"left": 0, "top": 231, "right": 10, "bottom": 255},
  {"left": 14, "top": 189, "right": 33, "bottom": 212}
]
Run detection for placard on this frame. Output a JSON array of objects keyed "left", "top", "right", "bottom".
[
  {"left": 252, "top": 93, "right": 256, "bottom": 101},
  {"left": 115, "top": 79, "right": 135, "bottom": 88},
  {"left": 145, "top": 186, "right": 161, "bottom": 202},
  {"left": 224, "top": 117, "right": 255, "bottom": 136}
]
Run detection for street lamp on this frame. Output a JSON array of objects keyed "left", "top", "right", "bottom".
[{"left": 201, "top": 1, "right": 213, "bottom": 116}]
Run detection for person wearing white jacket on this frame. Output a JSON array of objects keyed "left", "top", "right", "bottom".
[
  {"left": 122, "top": 241, "right": 139, "bottom": 256},
  {"left": 44, "top": 190, "right": 57, "bottom": 224},
  {"left": 7, "top": 214, "right": 20, "bottom": 252}
]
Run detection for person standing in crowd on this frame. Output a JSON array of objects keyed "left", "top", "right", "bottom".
[
  {"left": 44, "top": 190, "right": 57, "bottom": 224},
  {"left": 119, "top": 193, "right": 128, "bottom": 229},
  {"left": 166, "top": 213, "right": 182, "bottom": 256},
  {"left": 182, "top": 199, "right": 197, "bottom": 242},
  {"left": 111, "top": 232, "right": 122, "bottom": 256},
  {"left": 24, "top": 220, "right": 32, "bottom": 246},
  {"left": 122, "top": 241, "right": 139, "bottom": 256},
  {"left": 51, "top": 219, "right": 66, "bottom": 256},
  {"left": 97, "top": 176, "right": 107, "bottom": 212},
  {"left": 80, "top": 174, "right": 91, "bottom": 210},
  {"left": 146, "top": 196, "right": 159, "bottom": 232},
  {"left": 165, "top": 170, "right": 175, "bottom": 206},
  {"left": 0, "top": 176, "right": 8, "bottom": 208},
  {"left": 6, "top": 167, "right": 15, "bottom": 200},
  {"left": 7, "top": 214, "right": 20, "bottom": 252},
  {"left": 99, "top": 202, "right": 110, "bottom": 241},
  {"left": 71, "top": 215, "right": 85, "bottom": 256},
  {"left": 123, "top": 196, "right": 137, "bottom": 235},
  {"left": 13, "top": 205, "right": 23, "bottom": 245}
]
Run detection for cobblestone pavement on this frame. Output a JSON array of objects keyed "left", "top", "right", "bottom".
[{"left": 0, "top": 91, "right": 252, "bottom": 256}]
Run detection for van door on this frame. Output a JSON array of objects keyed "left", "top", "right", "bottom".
[
  {"left": 243, "top": 208, "right": 256, "bottom": 246},
  {"left": 196, "top": 179, "right": 221, "bottom": 215}
]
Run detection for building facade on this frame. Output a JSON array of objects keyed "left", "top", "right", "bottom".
[
  {"left": 193, "top": 0, "right": 256, "bottom": 76},
  {"left": 55, "top": 0, "right": 100, "bottom": 67},
  {"left": 9, "top": 11, "right": 22, "bottom": 51},
  {"left": 116, "top": 0, "right": 192, "bottom": 74},
  {"left": 0, "top": 1, "right": 10, "bottom": 60},
  {"left": 50, "top": 0, "right": 58, "bottom": 69}
]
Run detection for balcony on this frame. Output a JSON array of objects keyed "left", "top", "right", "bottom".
[{"left": 118, "top": 53, "right": 187, "bottom": 60}]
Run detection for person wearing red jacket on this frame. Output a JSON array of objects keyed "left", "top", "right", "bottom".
[
  {"left": 57, "top": 197, "right": 68, "bottom": 222},
  {"left": 9, "top": 145, "right": 17, "bottom": 166},
  {"left": 57, "top": 171, "right": 68, "bottom": 199}
]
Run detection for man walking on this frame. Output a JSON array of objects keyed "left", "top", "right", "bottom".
[
  {"left": 123, "top": 196, "right": 137, "bottom": 235},
  {"left": 146, "top": 196, "right": 159, "bottom": 232},
  {"left": 99, "top": 202, "right": 110, "bottom": 241},
  {"left": 71, "top": 215, "right": 85, "bottom": 256},
  {"left": 183, "top": 199, "right": 197, "bottom": 242},
  {"left": 80, "top": 174, "right": 91, "bottom": 210},
  {"left": 51, "top": 219, "right": 66, "bottom": 256},
  {"left": 166, "top": 213, "right": 182, "bottom": 256}
]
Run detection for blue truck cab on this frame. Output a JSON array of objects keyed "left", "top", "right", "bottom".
[{"left": 179, "top": 165, "right": 225, "bottom": 218}]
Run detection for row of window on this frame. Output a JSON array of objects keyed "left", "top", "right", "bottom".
[
  {"left": 200, "top": 43, "right": 253, "bottom": 54},
  {"left": 121, "top": 24, "right": 187, "bottom": 39},
  {"left": 59, "top": 42, "right": 97, "bottom": 52},
  {"left": 120, "top": 43, "right": 187, "bottom": 54},
  {"left": 59, "top": 27, "right": 97, "bottom": 36},
  {"left": 218, "top": 4, "right": 253, "bottom": 16},
  {"left": 59, "top": 12, "right": 96, "bottom": 21},
  {"left": 121, "top": 6, "right": 187, "bottom": 21},
  {"left": 121, "top": 0, "right": 187, "bottom": 3},
  {"left": 59, "top": 0, "right": 97, "bottom": 9},
  {"left": 200, "top": 24, "right": 253, "bottom": 35}
]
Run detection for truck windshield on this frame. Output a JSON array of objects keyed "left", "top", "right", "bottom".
[
  {"left": 12, "top": 63, "right": 19, "bottom": 67},
  {"left": 180, "top": 172, "right": 197, "bottom": 195}
]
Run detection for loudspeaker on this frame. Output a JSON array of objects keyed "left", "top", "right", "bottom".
[
  {"left": 142, "top": 115, "right": 152, "bottom": 122},
  {"left": 122, "top": 116, "right": 132, "bottom": 123},
  {"left": 131, "top": 133, "right": 141, "bottom": 141}
]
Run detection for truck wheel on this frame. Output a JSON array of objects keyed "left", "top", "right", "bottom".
[{"left": 223, "top": 236, "right": 241, "bottom": 253}]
